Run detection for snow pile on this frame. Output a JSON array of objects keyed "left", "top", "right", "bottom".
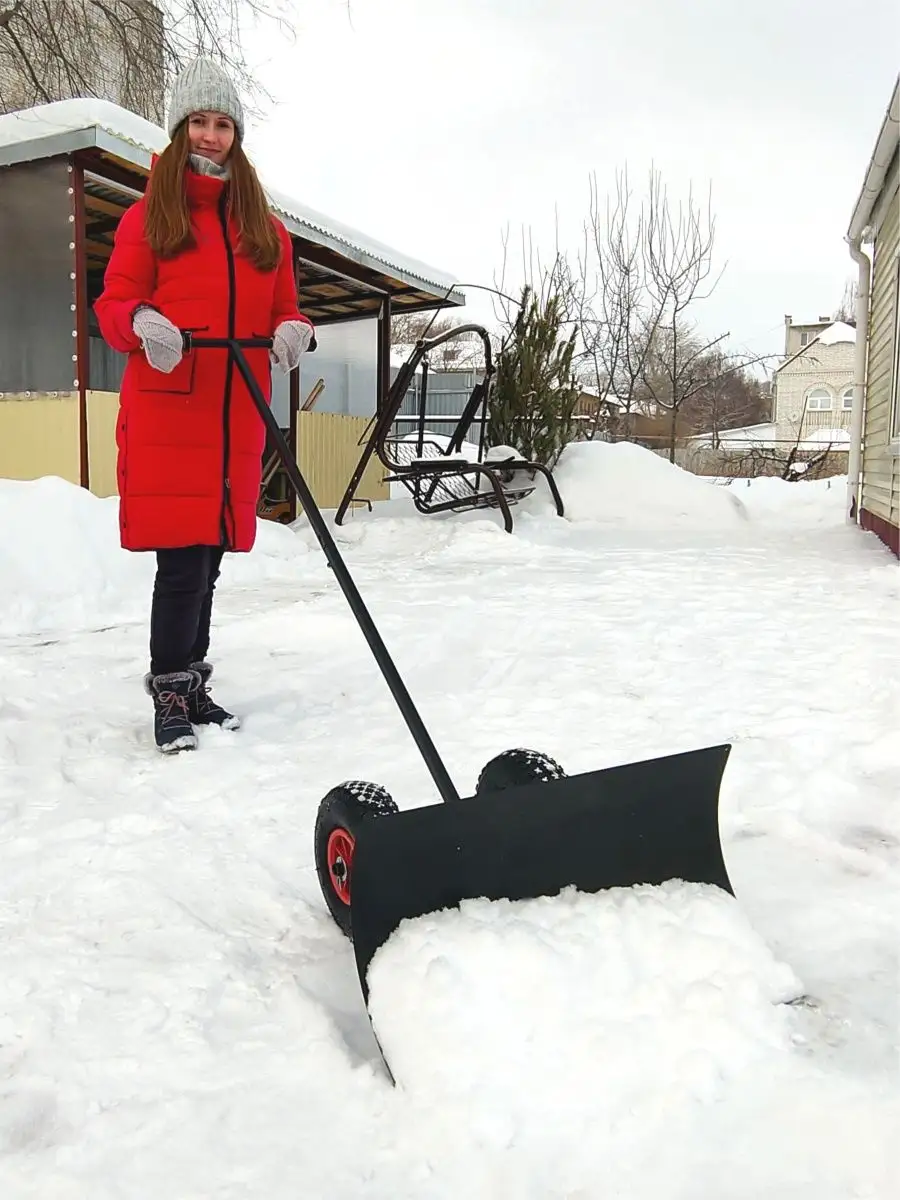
[
  {"left": 724, "top": 474, "right": 848, "bottom": 527},
  {"left": 0, "top": 477, "right": 149, "bottom": 635},
  {"left": 0, "top": 477, "right": 311, "bottom": 637},
  {"left": 368, "top": 882, "right": 894, "bottom": 1196},
  {"left": 533, "top": 439, "right": 749, "bottom": 529}
]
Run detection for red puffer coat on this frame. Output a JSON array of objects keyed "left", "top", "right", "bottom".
[{"left": 94, "top": 166, "right": 313, "bottom": 553}]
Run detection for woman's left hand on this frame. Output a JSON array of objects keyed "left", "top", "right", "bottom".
[{"left": 271, "top": 320, "right": 314, "bottom": 373}]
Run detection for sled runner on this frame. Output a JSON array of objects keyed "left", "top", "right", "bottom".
[{"left": 183, "top": 333, "right": 735, "bottom": 1080}]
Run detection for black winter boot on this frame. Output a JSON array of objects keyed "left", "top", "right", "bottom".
[
  {"left": 188, "top": 661, "right": 241, "bottom": 731},
  {"left": 144, "top": 669, "right": 200, "bottom": 753}
]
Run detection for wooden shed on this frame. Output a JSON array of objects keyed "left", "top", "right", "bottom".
[
  {"left": 0, "top": 97, "right": 464, "bottom": 518},
  {"left": 846, "top": 74, "right": 900, "bottom": 557}
]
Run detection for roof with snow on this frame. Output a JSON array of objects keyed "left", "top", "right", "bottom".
[
  {"left": 775, "top": 321, "right": 856, "bottom": 374},
  {"left": 0, "top": 98, "right": 465, "bottom": 324},
  {"left": 816, "top": 321, "right": 856, "bottom": 346},
  {"left": 686, "top": 421, "right": 850, "bottom": 452},
  {"left": 686, "top": 422, "right": 779, "bottom": 447}
]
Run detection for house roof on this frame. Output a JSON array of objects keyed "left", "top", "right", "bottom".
[
  {"left": 0, "top": 98, "right": 465, "bottom": 319},
  {"left": 774, "top": 321, "right": 856, "bottom": 374},
  {"left": 686, "top": 422, "right": 778, "bottom": 447},
  {"left": 686, "top": 421, "right": 850, "bottom": 451},
  {"left": 847, "top": 74, "right": 900, "bottom": 242}
]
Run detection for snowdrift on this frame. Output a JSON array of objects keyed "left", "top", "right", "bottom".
[
  {"left": 0, "top": 458, "right": 851, "bottom": 642},
  {"left": 0, "top": 477, "right": 311, "bottom": 637},
  {"left": 529, "top": 440, "right": 749, "bottom": 529},
  {"left": 722, "top": 474, "right": 849, "bottom": 527}
]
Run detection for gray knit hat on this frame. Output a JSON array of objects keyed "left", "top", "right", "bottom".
[{"left": 167, "top": 57, "right": 244, "bottom": 140}]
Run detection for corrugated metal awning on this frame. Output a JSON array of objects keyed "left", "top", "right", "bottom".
[{"left": 0, "top": 98, "right": 466, "bottom": 322}]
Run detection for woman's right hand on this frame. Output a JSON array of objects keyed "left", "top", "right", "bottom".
[{"left": 132, "top": 306, "right": 184, "bottom": 374}]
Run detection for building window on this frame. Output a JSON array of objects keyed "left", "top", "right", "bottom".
[
  {"left": 842, "top": 386, "right": 854, "bottom": 410},
  {"left": 806, "top": 386, "right": 833, "bottom": 411}
]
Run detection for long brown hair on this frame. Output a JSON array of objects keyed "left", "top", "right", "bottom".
[{"left": 144, "top": 121, "right": 282, "bottom": 272}]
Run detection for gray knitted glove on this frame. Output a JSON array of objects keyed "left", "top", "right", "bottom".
[
  {"left": 132, "top": 306, "right": 184, "bottom": 374},
  {"left": 271, "top": 320, "right": 313, "bottom": 373}
]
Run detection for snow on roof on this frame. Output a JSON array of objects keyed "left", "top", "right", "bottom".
[
  {"left": 687, "top": 423, "right": 778, "bottom": 447},
  {"left": 775, "top": 320, "right": 857, "bottom": 375},
  {"left": 391, "top": 337, "right": 485, "bottom": 372},
  {"left": 816, "top": 321, "right": 856, "bottom": 345},
  {"left": 686, "top": 421, "right": 850, "bottom": 452},
  {"left": 576, "top": 386, "right": 627, "bottom": 408},
  {"left": 0, "top": 98, "right": 463, "bottom": 301},
  {"left": 801, "top": 427, "right": 851, "bottom": 445}
]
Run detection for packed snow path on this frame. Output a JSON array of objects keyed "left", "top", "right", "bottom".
[{"left": 1, "top": 458, "right": 898, "bottom": 1198}]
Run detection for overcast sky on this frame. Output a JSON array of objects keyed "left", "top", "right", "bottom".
[{"left": 241, "top": 0, "right": 899, "bottom": 362}]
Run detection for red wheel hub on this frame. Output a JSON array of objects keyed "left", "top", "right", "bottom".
[{"left": 326, "top": 827, "right": 355, "bottom": 905}]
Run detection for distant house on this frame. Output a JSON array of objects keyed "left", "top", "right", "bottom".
[
  {"left": 846, "top": 74, "right": 899, "bottom": 557},
  {"left": 771, "top": 320, "right": 856, "bottom": 451}
]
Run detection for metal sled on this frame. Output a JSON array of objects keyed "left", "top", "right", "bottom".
[{"left": 184, "top": 334, "right": 734, "bottom": 1079}]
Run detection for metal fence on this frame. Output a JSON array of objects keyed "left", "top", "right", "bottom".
[{"left": 391, "top": 383, "right": 487, "bottom": 448}]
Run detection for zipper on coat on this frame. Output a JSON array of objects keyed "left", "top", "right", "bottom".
[{"left": 218, "top": 191, "right": 237, "bottom": 549}]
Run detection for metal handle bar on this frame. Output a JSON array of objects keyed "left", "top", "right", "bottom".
[{"left": 180, "top": 332, "right": 462, "bottom": 805}]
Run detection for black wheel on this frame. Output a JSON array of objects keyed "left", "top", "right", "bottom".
[
  {"left": 475, "top": 747, "right": 567, "bottom": 796},
  {"left": 314, "top": 780, "right": 398, "bottom": 937}
]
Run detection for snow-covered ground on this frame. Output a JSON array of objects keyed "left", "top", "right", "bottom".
[{"left": 1, "top": 443, "right": 898, "bottom": 1198}]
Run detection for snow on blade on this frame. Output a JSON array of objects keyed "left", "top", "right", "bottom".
[
  {"left": 367, "top": 881, "right": 895, "bottom": 1197},
  {"left": 367, "top": 880, "right": 803, "bottom": 1101}
]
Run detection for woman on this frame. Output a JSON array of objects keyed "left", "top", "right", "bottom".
[{"left": 95, "top": 57, "right": 315, "bottom": 754}]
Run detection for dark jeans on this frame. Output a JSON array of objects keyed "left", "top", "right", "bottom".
[{"left": 149, "top": 545, "right": 225, "bottom": 676}]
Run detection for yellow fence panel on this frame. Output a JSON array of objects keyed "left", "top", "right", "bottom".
[
  {"left": 0, "top": 393, "right": 80, "bottom": 483},
  {"left": 86, "top": 390, "right": 121, "bottom": 497},
  {"left": 295, "top": 411, "right": 388, "bottom": 511},
  {"left": 0, "top": 390, "right": 388, "bottom": 516}
]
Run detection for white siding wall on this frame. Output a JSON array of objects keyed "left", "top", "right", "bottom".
[{"left": 860, "top": 150, "right": 900, "bottom": 527}]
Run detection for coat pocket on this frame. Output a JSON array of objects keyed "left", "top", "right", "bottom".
[{"left": 135, "top": 348, "right": 198, "bottom": 395}]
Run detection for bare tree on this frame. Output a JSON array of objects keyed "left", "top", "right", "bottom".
[
  {"left": 682, "top": 347, "right": 776, "bottom": 446},
  {"left": 640, "top": 167, "right": 728, "bottom": 460},
  {"left": 0, "top": 0, "right": 336, "bottom": 120},
  {"left": 492, "top": 219, "right": 579, "bottom": 332},
  {"left": 724, "top": 434, "right": 837, "bottom": 483},
  {"left": 570, "top": 165, "right": 666, "bottom": 440},
  {"left": 833, "top": 276, "right": 859, "bottom": 327},
  {"left": 390, "top": 310, "right": 483, "bottom": 370}
]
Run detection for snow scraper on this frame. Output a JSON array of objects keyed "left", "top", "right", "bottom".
[{"left": 184, "top": 335, "right": 735, "bottom": 1065}]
